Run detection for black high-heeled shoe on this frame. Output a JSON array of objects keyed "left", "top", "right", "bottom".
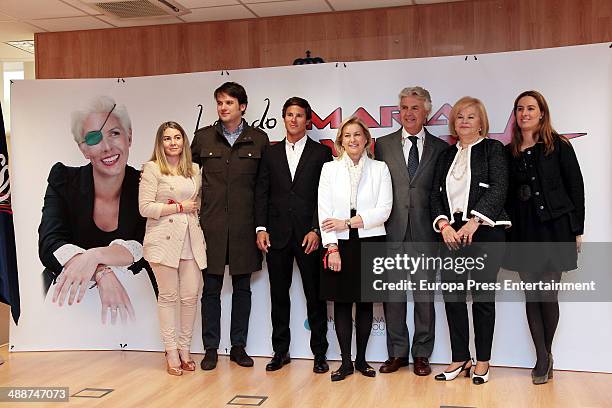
[
  {"left": 331, "top": 362, "right": 354, "bottom": 382},
  {"left": 434, "top": 359, "right": 472, "bottom": 381},
  {"left": 533, "top": 356, "right": 552, "bottom": 385},
  {"left": 355, "top": 362, "right": 376, "bottom": 378}
]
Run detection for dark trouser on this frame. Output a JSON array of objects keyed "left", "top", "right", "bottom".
[
  {"left": 442, "top": 222, "right": 505, "bottom": 362},
  {"left": 267, "top": 236, "right": 328, "bottom": 356},
  {"left": 383, "top": 219, "right": 436, "bottom": 359},
  {"left": 201, "top": 271, "right": 252, "bottom": 350},
  {"left": 383, "top": 279, "right": 435, "bottom": 359},
  {"left": 334, "top": 302, "right": 372, "bottom": 364}
]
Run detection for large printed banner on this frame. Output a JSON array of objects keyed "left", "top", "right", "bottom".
[{"left": 9, "top": 42, "right": 612, "bottom": 372}]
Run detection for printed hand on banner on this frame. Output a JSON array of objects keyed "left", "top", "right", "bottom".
[
  {"left": 97, "top": 269, "right": 136, "bottom": 325},
  {"left": 53, "top": 250, "right": 100, "bottom": 306}
]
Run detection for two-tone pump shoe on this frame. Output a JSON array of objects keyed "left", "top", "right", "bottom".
[
  {"left": 434, "top": 359, "right": 472, "bottom": 381},
  {"left": 471, "top": 366, "right": 489, "bottom": 385}
]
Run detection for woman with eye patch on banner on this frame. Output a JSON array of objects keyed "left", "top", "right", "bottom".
[{"left": 38, "top": 95, "right": 156, "bottom": 329}]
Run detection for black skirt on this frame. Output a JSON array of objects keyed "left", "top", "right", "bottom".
[
  {"left": 505, "top": 146, "right": 577, "bottom": 274},
  {"left": 320, "top": 216, "right": 384, "bottom": 303}
]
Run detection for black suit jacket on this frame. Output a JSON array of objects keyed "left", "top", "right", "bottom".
[
  {"left": 431, "top": 138, "right": 510, "bottom": 228},
  {"left": 38, "top": 163, "right": 153, "bottom": 293},
  {"left": 255, "top": 136, "right": 333, "bottom": 249}
]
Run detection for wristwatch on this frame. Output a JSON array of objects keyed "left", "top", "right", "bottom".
[
  {"left": 473, "top": 216, "right": 484, "bottom": 225},
  {"left": 345, "top": 219, "right": 352, "bottom": 228},
  {"left": 311, "top": 227, "right": 320, "bottom": 236}
]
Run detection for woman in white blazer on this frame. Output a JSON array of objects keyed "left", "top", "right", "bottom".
[
  {"left": 139, "top": 121, "right": 207, "bottom": 376},
  {"left": 318, "top": 116, "right": 393, "bottom": 381}
]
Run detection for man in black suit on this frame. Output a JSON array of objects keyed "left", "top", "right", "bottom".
[
  {"left": 255, "top": 97, "right": 332, "bottom": 373},
  {"left": 375, "top": 86, "right": 448, "bottom": 376}
]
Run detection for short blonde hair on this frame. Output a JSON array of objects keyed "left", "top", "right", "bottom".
[
  {"left": 71, "top": 95, "right": 131, "bottom": 144},
  {"left": 334, "top": 116, "right": 373, "bottom": 159},
  {"left": 449, "top": 96, "right": 489, "bottom": 139},
  {"left": 149, "top": 121, "right": 195, "bottom": 178}
]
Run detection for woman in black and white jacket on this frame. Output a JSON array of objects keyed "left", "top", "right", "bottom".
[{"left": 430, "top": 96, "right": 509, "bottom": 385}]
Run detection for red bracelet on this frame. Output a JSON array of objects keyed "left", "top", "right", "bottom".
[
  {"left": 323, "top": 247, "right": 339, "bottom": 269},
  {"left": 178, "top": 202, "right": 183, "bottom": 213},
  {"left": 440, "top": 223, "right": 451, "bottom": 233}
]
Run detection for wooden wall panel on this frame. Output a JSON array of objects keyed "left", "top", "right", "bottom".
[{"left": 35, "top": 0, "right": 612, "bottom": 79}]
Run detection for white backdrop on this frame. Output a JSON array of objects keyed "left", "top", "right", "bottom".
[{"left": 9, "top": 42, "right": 612, "bottom": 372}]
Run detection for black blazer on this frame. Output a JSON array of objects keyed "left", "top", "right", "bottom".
[
  {"left": 38, "top": 163, "right": 152, "bottom": 293},
  {"left": 431, "top": 138, "right": 510, "bottom": 229},
  {"left": 255, "top": 136, "right": 333, "bottom": 249},
  {"left": 505, "top": 137, "right": 584, "bottom": 235}
]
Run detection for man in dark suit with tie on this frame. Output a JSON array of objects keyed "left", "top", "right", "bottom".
[
  {"left": 255, "top": 97, "right": 332, "bottom": 373},
  {"left": 374, "top": 86, "right": 448, "bottom": 375}
]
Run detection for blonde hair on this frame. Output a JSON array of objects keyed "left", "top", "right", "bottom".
[
  {"left": 149, "top": 121, "right": 194, "bottom": 177},
  {"left": 449, "top": 96, "right": 490, "bottom": 139},
  {"left": 334, "top": 116, "right": 374, "bottom": 159},
  {"left": 71, "top": 95, "right": 131, "bottom": 144}
]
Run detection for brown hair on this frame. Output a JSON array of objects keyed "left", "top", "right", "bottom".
[
  {"left": 510, "top": 90, "right": 567, "bottom": 157},
  {"left": 150, "top": 121, "right": 195, "bottom": 177},
  {"left": 334, "top": 116, "right": 374, "bottom": 159},
  {"left": 448, "top": 96, "right": 490, "bottom": 139}
]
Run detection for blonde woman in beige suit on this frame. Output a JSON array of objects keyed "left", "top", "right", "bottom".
[{"left": 139, "top": 121, "right": 207, "bottom": 376}]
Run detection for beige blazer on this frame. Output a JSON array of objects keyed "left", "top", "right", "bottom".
[{"left": 139, "top": 161, "right": 207, "bottom": 269}]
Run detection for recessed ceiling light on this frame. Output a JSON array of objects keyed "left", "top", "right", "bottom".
[{"left": 4, "top": 40, "right": 35, "bottom": 54}]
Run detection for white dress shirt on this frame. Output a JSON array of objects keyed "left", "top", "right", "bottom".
[
  {"left": 401, "top": 127, "right": 425, "bottom": 165},
  {"left": 285, "top": 135, "right": 308, "bottom": 181}
]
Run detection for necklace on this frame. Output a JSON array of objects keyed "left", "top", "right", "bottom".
[{"left": 451, "top": 146, "right": 468, "bottom": 180}]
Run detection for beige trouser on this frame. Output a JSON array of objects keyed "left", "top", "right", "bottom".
[{"left": 151, "top": 260, "right": 202, "bottom": 351}]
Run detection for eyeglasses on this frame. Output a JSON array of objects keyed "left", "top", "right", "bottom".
[{"left": 84, "top": 104, "right": 116, "bottom": 146}]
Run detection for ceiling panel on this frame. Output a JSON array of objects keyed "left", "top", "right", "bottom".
[
  {"left": 95, "top": 15, "right": 183, "bottom": 27},
  {"left": 60, "top": 0, "right": 106, "bottom": 15},
  {"left": 329, "top": 0, "right": 414, "bottom": 11},
  {"left": 28, "top": 16, "right": 113, "bottom": 32},
  {"left": 0, "top": 22, "right": 36, "bottom": 41},
  {"left": 179, "top": 0, "right": 239, "bottom": 6},
  {"left": 181, "top": 5, "right": 255, "bottom": 22},
  {"left": 248, "top": 0, "right": 331, "bottom": 18},
  {"left": 243, "top": 0, "right": 301, "bottom": 3},
  {"left": 0, "top": 0, "right": 87, "bottom": 20}
]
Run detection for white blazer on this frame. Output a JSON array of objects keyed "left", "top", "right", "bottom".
[{"left": 318, "top": 155, "right": 393, "bottom": 246}]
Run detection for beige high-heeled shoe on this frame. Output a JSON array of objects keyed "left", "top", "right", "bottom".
[
  {"left": 179, "top": 350, "right": 196, "bottom": 371},
  {"left": 165, "top": 351, "right": 183, "bottom": 376}
]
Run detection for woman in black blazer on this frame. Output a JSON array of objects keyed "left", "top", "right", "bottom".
[
  {"left": 430, "top": 96, "right": 509, "bottom": 385},
  {"left": 38, "top": 96, "right": 153, "bottom": 324},
  {"left": 504, "top": 90, "right": 584, "bottom": 384}
]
